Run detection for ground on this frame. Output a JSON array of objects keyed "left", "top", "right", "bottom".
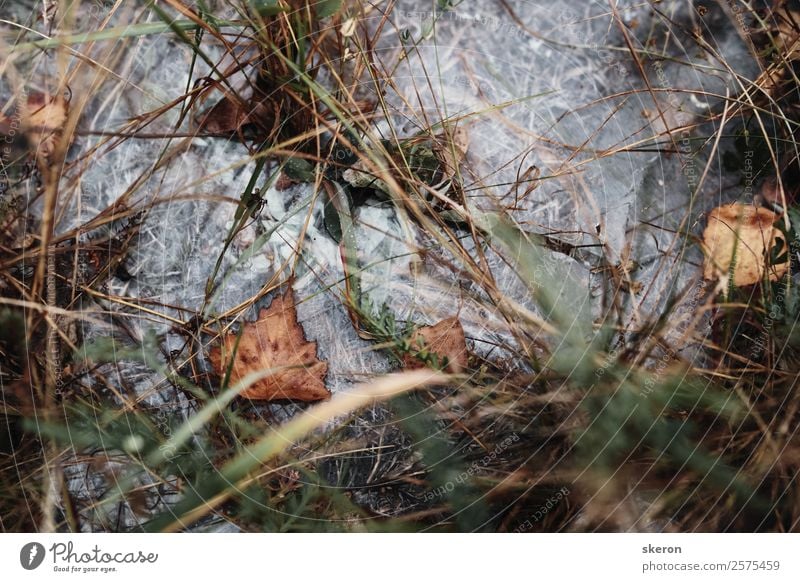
[{"left": 1, "top": 0, "right": 799, "bottom": 532}]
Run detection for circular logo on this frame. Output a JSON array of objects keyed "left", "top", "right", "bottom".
[{"left": 19, "top": 542, "right": 46, "bottom": 570}]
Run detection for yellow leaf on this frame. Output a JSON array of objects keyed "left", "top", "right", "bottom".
[{"left": 702, "top": 203, "right": 789, "bottom": 287}]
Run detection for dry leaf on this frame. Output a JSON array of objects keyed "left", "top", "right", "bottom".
[
  {"left": 435, "top": 125, "right": 469, "bottom": 180},
  {"left": 702, "top": 203, "right": 789, "bottom": 287},
  {"left": 196, "top": 88, "right": 275, "bottom": 138},
  {"left": 401, "top": 317, "right": 468, "bottom": 373},
  {"left": 208, "top": 289, "right": 330, "bottom": 401},
  {"left": 23, "top": 92, "right": 68, "bottom": 160},
  {"left": 197, "top": 93, "right": 250, "bottom": 135},
  {"left": 1, "top": 92, "right": 68, "bottom": 164}
]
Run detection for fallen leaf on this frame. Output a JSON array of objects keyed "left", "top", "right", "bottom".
[
  {"left": 196, "top": 89, "right": 274, "bottom": 138},
  {"left": 208, "top": 288, "right": 330, "bottom": 401},
  {"left": 23, "top": 92, "right": 68, "bottom": 161},
  {"left": 702, "top": 203, "right": 789, "bottom": 287},
  {"left": 1, "top": 92, "right": 69, "bottom": 165},
  {"left": 401, "top": 317, "right": 468, "bottom": 373},
  {"left": 196, "top": 93, "right": 246, "bottom": 135}
]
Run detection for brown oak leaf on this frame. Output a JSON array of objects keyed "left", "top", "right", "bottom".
[
  {"left": 208, "top": 289, "right": 330, "bottom": 401},
  {"left": 401, "top": 317, "right": 468, "bottom": 373}
]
